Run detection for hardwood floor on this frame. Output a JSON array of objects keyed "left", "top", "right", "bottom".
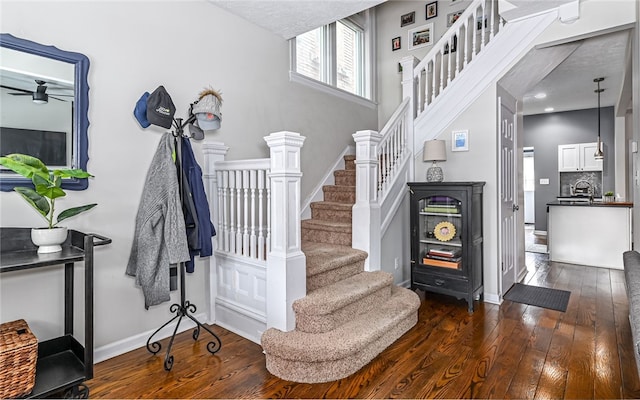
[{"left": 88, "top": 251, "right": 640, "bottom": 399}]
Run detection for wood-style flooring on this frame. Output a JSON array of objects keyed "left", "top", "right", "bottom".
[{"left": 87, "top": 230, "right": 640, "bottom": 399}]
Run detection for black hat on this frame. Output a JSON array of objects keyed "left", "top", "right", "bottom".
[{"left": 146, "top": 86, "right": 176, "bottom": 129}]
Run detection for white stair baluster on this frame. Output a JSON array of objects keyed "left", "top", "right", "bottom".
[
  {"left": 249, "top": 170, "right": 257, "bottom": 259},
  {"left": 235, "top": 170, "right": 243, "bottom": 255},
  {"left": 242, "top": 170, "right": 250, "bottom": 257}
]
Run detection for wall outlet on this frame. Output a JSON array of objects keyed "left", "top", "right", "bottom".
[{"left": 394, "top": 257, "right": 399, "bottom": 270}]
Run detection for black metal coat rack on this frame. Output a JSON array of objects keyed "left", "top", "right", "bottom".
[{"left": 145, "top": 115, "right": 222, "bottom": 371}]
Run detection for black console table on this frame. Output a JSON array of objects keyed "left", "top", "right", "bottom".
[{"left": 0, "top": 228, "right": 111, "bottom": 398}]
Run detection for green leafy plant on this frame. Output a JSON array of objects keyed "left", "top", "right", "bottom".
[
  {"left": 0, "top": 154, "right": 97, "bottom": 229},
  {"left": 604, "top": 191, "right": 614, "bottom": 197}
]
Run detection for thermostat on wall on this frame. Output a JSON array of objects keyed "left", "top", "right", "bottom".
[{"left": 539, "top": 178, "right": 549, "bottom": 185}]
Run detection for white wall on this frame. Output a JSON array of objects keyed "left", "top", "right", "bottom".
[{"left": 0, "top": 0, "right": 377, "bottom": 353}]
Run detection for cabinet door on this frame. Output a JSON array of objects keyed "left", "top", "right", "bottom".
[
  {"left": 416, "top": 194, "right": 464, "bottom": 273},
  {"left": 580, "top": 142, "right": 603, "bottom": 171},
  {"left": 558, "top": 144, "right": 579, "bottom": 171}
]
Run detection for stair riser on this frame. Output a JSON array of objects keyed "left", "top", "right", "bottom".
[
  {"left": 322, "top": 190, "right": 355, "bottom": 204},
  {"left": 344, "top": 156, "right": 355, "bottom": 170},
  {"left": 296, "top": 286, "right": 392, "bottom": 334},
  {"left": 311, "top": 207, "right": 352, "bottom": 222},
  {"left": 307, "top": 261, "right": 363, "bottom": 292},
  {"left": 302, "top": 227, "right": 351, "bottom": 247},
  {"left": 264, "top": 312, "right": 418, "bottom": 383},
  {"left": 334, "top": 172, "right": 356, "bottom": 187}
]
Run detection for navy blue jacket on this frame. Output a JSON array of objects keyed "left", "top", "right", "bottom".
[{"left": 181, "top": 137, "right": 215, "bottom": 272}]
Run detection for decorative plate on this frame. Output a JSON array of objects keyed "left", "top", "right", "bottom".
[{"left": 434, "top": 221, "right": 456, "bottom": 241}]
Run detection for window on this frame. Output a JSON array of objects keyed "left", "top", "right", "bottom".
[{"left": 290, "top": 11, "right": 375, "bottom": 107}]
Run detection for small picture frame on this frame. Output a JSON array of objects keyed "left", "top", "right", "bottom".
[
  {"left": 447, "top": 10, "right": 463, "bottom": 27},
  {"left": 401, "top": 11, "right": 415, "bottom": 27},
  {"left": 443, "top": 34, "right": 457, "bottom": 55},
  {"left": 426, "top": 1, "right": 438, "bottom": 19},
  {"left": 476, "top": 15, "right": 487, "bottom": 31},
  {"left": 408, "top": 23, "right": 434, "bottom": 51},
  {"left": 452, "top": 130, "right": 469, "bottom": 152},
  {"left": 392, "top": 36, "right": 401, "bottom": 51}
]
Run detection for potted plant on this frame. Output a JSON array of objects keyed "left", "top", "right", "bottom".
[
  {"left": 0, "top": 154, "right": 97, "bottom": 253},
  {"left": 604, "top": 191, "right": 615, "bottom": 203}
]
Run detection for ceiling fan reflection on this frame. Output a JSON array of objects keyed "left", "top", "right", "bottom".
[{"left": 2, "top": 79, "right": 73, "bottom": 103}]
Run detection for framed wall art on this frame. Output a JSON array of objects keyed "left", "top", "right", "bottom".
[
  {"left": 426, "top": 2, "right": 438, "bottom": 19},
  {"left": 401, "top": 11, "right": 415, "bottom": 27},
  {"left": 392, "top": 36, "right": 401, "bottom": 51},
  {"left": 452, "top": 130, "right": 469, "bottom": 152},
  {"left": 447, "top": 10, "right": 463, "bottom": 27},
  {"left": 408, "top": 23, "right": 434, "bottom": 51}
]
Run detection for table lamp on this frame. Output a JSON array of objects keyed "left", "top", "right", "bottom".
[{"left": 423, "top": 140, "right": 446, "bottom": 182}]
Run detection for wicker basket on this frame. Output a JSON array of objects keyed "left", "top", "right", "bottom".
[{"left": 0, "top": 319, "right": 38, "bottom": 398}]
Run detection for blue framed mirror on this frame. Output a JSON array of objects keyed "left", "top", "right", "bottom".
[{"left": 0, "top": 33, "right": 90, "bottom": 191}]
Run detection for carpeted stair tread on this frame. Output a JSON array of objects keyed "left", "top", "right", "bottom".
[
  {"left": 294, "top": 271, "right": 392, "bottom": 315},
  {"left": 310, "top": 201, "right": 353, "bottom": 211},
  {"left": 264, "top": 309, "right": 417, "bottom": 383},
  {"left": 293, "top": 271, "right": 393, "bottom": 334},
  {"left": 261, "top": 286, "right": 420, "bottom": 363},
  {"left": 301, "top": 218, "right": 351, "bottom": 233},
  {"left": 301, "top": 242, "right": 367, "bottom": 277}
]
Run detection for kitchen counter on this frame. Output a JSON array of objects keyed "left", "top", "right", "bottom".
[{"left": 547, "top": 201, "right": 632, "bottom": 269}]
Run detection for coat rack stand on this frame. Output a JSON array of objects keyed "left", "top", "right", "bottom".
[{"left": 145, "top": 116, "right": 222, "bottom": 371}]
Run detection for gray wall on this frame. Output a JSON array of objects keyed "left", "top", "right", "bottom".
[{"left": 523, "top": 106, "right": 615, "bottom": 231}]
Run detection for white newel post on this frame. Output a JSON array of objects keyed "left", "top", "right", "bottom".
[
  {"left": 400, "top": 55, "right": 419, "bottom": 118},
  {"left": 264, "top": 131, "right": 306, "bottom": 331},
  {"left": 352, "top": 130, "right": 382, "bottom": 271},
  {"left": 202, "top": 141, "right": 229, "bottom": 325}
]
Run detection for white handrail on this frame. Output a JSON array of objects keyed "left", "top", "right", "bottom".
[
  {"left": 376, "top": 97, "right": 411, "bottom": 202},
  {"left": 412, "top": 0, "right": 502, "bottom": 120}
]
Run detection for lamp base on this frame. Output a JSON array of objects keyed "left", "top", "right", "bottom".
[{"left": 426, "top": 165, "right": 443, "bottom": 182}]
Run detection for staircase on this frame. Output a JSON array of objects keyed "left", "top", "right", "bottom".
[{"left": 261, "top": 155, "right": 420, "bottom": 383}]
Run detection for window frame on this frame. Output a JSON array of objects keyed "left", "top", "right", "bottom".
[{"left": 289, "top": 9, "right": 376, "bottom": 109}]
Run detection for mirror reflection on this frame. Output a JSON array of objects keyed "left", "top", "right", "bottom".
[{"left": 0, "top": 34, "right": 90, "bottom": 191}]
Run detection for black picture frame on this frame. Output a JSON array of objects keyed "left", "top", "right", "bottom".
[
  {"left": 426, "top": 2, "right": 438, "bottom": 20},
  {"left": 401, "top": 11, "right": 415, "bottom": 27},
  {"left": 392, "top": 36, "right": 402, "bottom": 51}
]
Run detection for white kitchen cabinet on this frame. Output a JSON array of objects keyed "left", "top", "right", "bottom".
[{"left": 558, "top": 142, "right": 603, "bottom": 172}]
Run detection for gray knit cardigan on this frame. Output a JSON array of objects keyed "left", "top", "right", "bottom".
[{"left": 126, "top": 132, "right": 190, "bottom": 309}]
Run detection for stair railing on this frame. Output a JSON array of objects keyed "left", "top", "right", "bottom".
[
  {"left": 212, "top": 158, "right": 271, "bottom": 260},
  {"left": 352, "top": 98, "right": 413, "bottom": 271},
  {"left": 204, "top": 131, "right": 306, "bottom": 334},
  {"left": 404, "top": 0, "right": 503, "bottom": 122}
]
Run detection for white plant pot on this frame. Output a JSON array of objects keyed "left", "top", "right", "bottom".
[{"left": 31, "top": 227, "right": 68, "bottom": 254}]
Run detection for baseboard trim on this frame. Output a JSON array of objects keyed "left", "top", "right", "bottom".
[
  {"left": 94, "top": 312, "right": 208, "bottom": 364},
  {"left": 484, "top": 292, "right": 501, "bottom": 305}
]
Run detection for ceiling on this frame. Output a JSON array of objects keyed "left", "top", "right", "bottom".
[
  {"left": 208, "top": 0, "right": 385, "bottom": 39},
  {"left": 521, "top": 29, "right": 631, "bottom": 116}
]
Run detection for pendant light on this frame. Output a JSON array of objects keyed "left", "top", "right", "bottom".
[{"left": 594, "top": 77, "right": 604, "bottom": 160}]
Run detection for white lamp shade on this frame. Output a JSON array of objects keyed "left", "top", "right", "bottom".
[{"left": 423, "top": 140, "right": 446, "bottom": 162}]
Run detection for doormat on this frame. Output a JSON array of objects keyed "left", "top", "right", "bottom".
[{"left": 504, "top": 283, "right": 570, "bottom": 312}]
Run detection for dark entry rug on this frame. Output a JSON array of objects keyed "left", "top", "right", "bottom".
[{"left": 504, "top": 283, "right": 570, "bottom": 312}]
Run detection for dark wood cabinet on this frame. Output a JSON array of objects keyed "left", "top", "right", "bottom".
[{"left": 408, "top": 182, "right": 484, "bottom": 312}]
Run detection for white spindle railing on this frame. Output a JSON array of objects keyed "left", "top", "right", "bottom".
[
  {"left": 214, "top": 159, "right": 271, "bottom": 261},
  {"left": 412, "top": 0, "right": 503, "bottom": 120},
  {"left": 376, "top": 97, "right": 412, "bottom": 201}
]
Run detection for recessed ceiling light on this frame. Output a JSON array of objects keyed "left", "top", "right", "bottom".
[
  {"left": 534, "top": 93, "right": 547, "bottom": 99},
  {"left": 545, "top": 107, "right": 554, "bottom": 112}
]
